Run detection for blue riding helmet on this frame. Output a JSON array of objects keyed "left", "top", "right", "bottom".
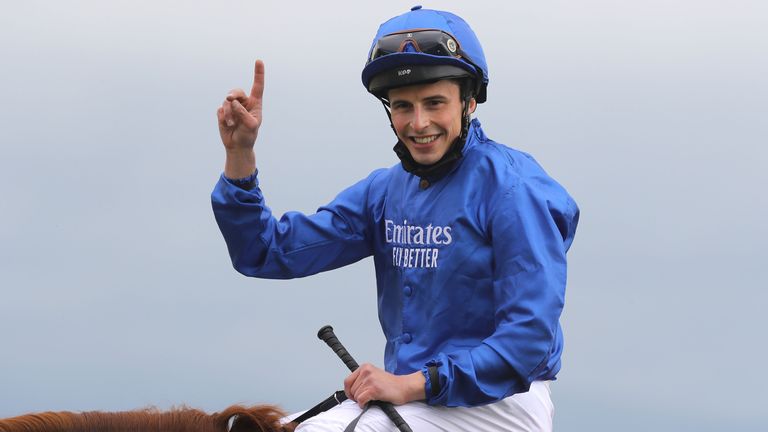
[{"left": 362, "top": 6, "right": 489, "bottom": 103}]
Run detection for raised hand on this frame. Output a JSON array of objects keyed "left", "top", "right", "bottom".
[{"left": 217, "top": 60, "right": 264, "bottom": 178}]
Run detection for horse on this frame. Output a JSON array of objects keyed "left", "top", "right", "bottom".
[
  {"left": 0, "top": 404, "right": 296, "bottom": 432},
  {"left": 0, "top": 328, "right": 378, "bottom": 432}
]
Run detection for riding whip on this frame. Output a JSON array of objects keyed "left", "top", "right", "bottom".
[{"left": 318, "top": 325, "right": 413, "bottom": 432}]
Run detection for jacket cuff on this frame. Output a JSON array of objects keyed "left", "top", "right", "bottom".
[
  {"left": 422, "top": 361, "right": 445, "bottom": 404},
  {"left": 223, "top": 170, "right": 258, "bottom": 191}
]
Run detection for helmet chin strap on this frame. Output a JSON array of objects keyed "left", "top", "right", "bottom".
[{"left": 380, "top": 95, "right": 473, "bottom": 182}]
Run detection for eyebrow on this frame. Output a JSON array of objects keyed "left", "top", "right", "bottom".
[
  {"left": 423, "top": 95, "right": 448, "bottom": 102},
  {"left": 390, "top": 94, "right": 449, "bottom": 105}
]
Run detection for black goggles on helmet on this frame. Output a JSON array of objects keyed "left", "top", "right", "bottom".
[{"left": 369, "top": 29, "right": 467, "bottom": 61}]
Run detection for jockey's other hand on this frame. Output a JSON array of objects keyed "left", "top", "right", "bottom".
[{"left": 344, "top": 363, "right": 426, "bottom": 407}]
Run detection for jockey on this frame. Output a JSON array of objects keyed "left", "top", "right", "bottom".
[{"left": 212, "top": 6, "right": 579, "bottom": 432}]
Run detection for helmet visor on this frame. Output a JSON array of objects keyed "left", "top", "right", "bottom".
[{"left": 370, "top": 29, "right": 466, "bottom": 62}]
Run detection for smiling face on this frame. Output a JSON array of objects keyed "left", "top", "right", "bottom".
[{"left": 388, "top": 80, "right": 476, "bottom": 165}]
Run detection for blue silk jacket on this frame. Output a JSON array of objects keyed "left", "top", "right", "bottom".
[{"left": 211, "top": 119, "right": 579, "bottom": 407}]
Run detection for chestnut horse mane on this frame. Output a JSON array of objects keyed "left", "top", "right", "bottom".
[{"left": 0, "top": 404, "right": 295, "bottom": 432}]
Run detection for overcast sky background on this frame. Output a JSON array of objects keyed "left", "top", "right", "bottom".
[{"left": 1, "top": 1, "right": 766, "bottom": 430}]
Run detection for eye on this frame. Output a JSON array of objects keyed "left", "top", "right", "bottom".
[{"left": 391, "top": 101, "right": 410, "bottom": 110}]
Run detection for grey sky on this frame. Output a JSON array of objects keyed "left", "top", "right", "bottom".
[{"left": 1, "top": 1, "right": 766, "bottom": 430}]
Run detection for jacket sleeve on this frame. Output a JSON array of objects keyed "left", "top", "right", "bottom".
[
  {"left": 211, "top": 171, "right": 382, "bottom": 279},
  {"left": 424, "top": 170, "right": 579, "bottom": 406}
]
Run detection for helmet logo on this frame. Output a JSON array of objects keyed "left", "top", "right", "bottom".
[
  {"left": 398, "top": 68, "right": 412, "bottom": 76},
  {"left": 446, "top": 38, "right": 457, "bottom": 53}
]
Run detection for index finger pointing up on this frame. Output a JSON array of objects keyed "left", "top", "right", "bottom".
[{"left": 250, "top": 59, "right": 265, "bottom": 101}]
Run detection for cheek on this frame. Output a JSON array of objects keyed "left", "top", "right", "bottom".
[
  {"left": 453, "top": 108, "right": 465, "bottom": 132},
  {"left": 439, "top": 113, "right": 461, "bottom": 135},
  {"left": 391, "top": 115, "right": 409, "bottom": 136}
]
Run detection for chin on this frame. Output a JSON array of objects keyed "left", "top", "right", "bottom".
[
  {"left": 413, "top": 154, "right": 442, "bottom": 165},
  {"left": 406, "top": 146, "right": 448, "bottom": 166},
  {"left": 400, "top": 137, "right": 451, "bottom": 166}
]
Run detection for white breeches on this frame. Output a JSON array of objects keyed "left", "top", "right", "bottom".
[{"left": 288, "top": 381, "right": 554, "bottom": 432}]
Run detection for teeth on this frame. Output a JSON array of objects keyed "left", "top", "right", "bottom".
[{"left": 413, "top": 135, "right": 438, "bottom": 144}]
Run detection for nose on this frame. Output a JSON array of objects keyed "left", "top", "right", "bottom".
[{"left": 410, "top": 105, "right": 430, "bottom": 132}]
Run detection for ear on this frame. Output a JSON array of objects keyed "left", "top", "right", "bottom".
[
  {"left": 468, "top": 97, "right": 477, "bottom": 114},
  {"left": 219, "top": 405, "right": 287, "bottom": 432},
  {"left": 227, "top": 413, "right": 274, "bottom": 432}
]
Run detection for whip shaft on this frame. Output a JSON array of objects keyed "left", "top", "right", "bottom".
[{"left": 317, "top": 325, "right": 413, "bottom": 432}]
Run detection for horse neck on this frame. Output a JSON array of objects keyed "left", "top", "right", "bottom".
[
  {"left": 0, "top": 405, "right": 290, "bottom": 432},
  {"left": 0, "top": 408, "right": 220, "bottom": 432}
]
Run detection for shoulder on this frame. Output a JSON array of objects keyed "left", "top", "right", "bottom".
[
  {"left": 463, "top": 129, "right": 549, "bottom": 189},
  {"left": 341, "top": 166, "right": 392, "bottom": 190},
  {"left": 336, "top": 165, "right": 401, "bottom": 205},
  {"left": 359, "top": 165, "right": 399, "bottom": 192},
  {"left": 463, "top": 122, "right": 578, "bottom": 222}
]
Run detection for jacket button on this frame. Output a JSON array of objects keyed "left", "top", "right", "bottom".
[
  {"left": 402, "top": 333, "right": 412, "bottom": 343},
  {"left": 403, "top": 285, "right": 413, "bottom": 297},
  {"left": 419, "top": 179, "right": 430, "bottom": 189}
]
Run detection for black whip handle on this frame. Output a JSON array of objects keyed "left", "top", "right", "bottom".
[
  {"left": 317, "top": 325, "right": 359, "bottom": 371},
  {"left": 317, "top": 325, "right": 413, "bottom": 432}
]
